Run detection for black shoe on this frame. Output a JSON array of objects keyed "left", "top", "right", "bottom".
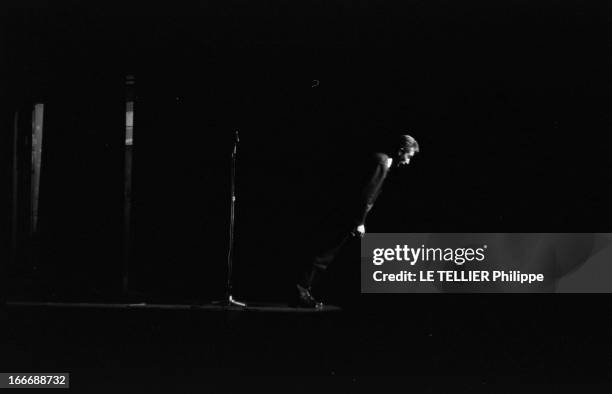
[{"left": 289, "top": 284, "right": 323, "bottom": 309}]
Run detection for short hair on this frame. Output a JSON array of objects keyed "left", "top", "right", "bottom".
[{"left": 399, "top": 134, "right": 419, "bottom": 153}]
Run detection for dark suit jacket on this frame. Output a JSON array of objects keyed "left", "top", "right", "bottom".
[
  {"left": 309, "top": 150, "right": 392, "bottom": 233},
  {"left": 348, "top": 152, "right": 392, "bottom": 227}
]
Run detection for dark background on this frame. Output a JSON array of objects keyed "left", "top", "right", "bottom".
[
  {"left": 2, "top": 2, "right": 611, "bottom": 392},
  {"left": 2, "top": 1, "right": 610, "bottom": 302}
]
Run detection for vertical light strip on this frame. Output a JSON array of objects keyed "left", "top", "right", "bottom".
[
  {"left": 123, "top": 75, "right": 135, "bottom": 293},
  {"left": 31, "top": 103, "right": 44, "bottom": 234}
]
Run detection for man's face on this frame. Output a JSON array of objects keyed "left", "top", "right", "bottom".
[{"left": 397, "top": 147, "right": 417, "bottom": 166}]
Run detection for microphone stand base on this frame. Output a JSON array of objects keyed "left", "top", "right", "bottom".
[{"left": 211, "top": 294, "right": 247, "bottom": 308}]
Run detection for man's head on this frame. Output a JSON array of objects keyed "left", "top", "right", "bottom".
[{"left": 396, "top": 134, "right": 419, "bottom": 166}]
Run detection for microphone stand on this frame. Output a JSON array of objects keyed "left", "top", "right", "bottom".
[{"left": 213, "top": 130, "right": 246, "bottom": 307}]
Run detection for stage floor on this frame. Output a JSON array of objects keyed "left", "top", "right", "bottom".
[
  {"left": 2, "top": 298, "right": 610, "bottom": 393},
  {"left": 6, "top": 301, "right": 342, "bottom": 313}
]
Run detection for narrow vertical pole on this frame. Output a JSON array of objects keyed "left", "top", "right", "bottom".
[
  {"left": 226, "top": 136, "right": 236, "bottom": 299},
  {"left": 122, "top": 140, "right": 132, "bottom": 294},
  {"left": 10, "top": 110, "right": 19, "bottom": 266},
  {"left": 216, "top": 130, "right": 246, "bottom": 307},
  {"left": 123, "top": 76, "right": 135, "bottom": 295}
]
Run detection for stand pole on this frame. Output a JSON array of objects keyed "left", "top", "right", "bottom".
[{"left": 214, "top": 130, "right": 246, "bottom": 307}]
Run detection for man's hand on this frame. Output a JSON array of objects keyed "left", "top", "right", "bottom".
[{"left": 354, "top": 224, "right": 365, "bottom": 238}]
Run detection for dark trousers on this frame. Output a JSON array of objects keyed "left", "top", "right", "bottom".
[{"left": 297, "top": 214, "right": 357, "bottom": 289}]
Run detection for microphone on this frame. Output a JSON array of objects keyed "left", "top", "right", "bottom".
[{"left": 235, "top": 130, "right": 240, "bottom": 143}]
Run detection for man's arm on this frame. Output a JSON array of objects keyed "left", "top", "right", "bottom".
[{"left": 350, "top": 153, "right": 391, "bottom": 230}]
